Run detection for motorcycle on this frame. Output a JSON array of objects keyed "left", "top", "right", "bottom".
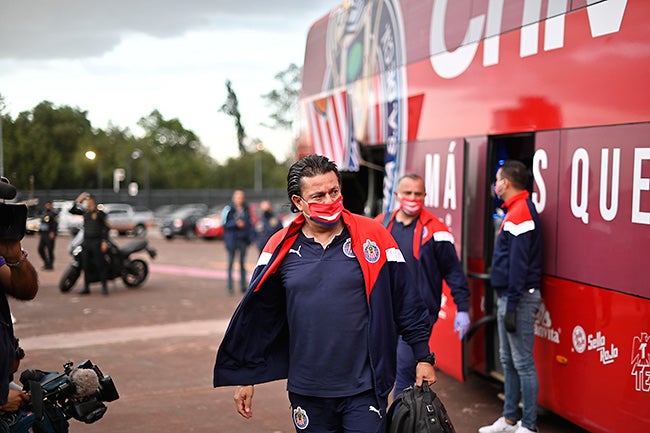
[{"left": 59, "top": 229, "right": 157, "bottom": 293}]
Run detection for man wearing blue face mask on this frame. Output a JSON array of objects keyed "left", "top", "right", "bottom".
[
  {"left": 376, "top": 173, "right": 471, "bottom": 394},
  {"left": 213, "top": 155, "right": 438, "bottom": 433}
]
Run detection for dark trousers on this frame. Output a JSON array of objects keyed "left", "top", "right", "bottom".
[
  {"left": 227, "top": 240, "right": 248, "bottom": 293},
  {"left": 82, "top": 239, "right": 108, "bottom": 290},
  {"left": 288, "top": 389, "right": 386, "bottom": 433},
  {"left": 38, "top": 232, "right": 55, "bottom": 267}
]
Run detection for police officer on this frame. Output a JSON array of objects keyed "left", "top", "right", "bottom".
[
  {"left": 37, "top": 200, "right": 58, "bottom": 270},
  {"left": 70, "top": 192, "right": 110, "bottom": 295}
]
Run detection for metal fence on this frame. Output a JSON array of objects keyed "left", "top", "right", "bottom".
[{"left": 18, "top": 188, "right": 289, "bottom": 214}]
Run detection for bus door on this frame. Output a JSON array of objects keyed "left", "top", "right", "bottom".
[{"left": 464, "top": 134, "right": 536, "bottom": 381}]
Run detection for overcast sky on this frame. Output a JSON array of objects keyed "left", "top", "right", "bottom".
[{"left": 0, "top": 0, "right": 336, "bottom": 162}]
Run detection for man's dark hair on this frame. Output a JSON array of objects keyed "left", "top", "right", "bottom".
[
  {"left": 501, "top": 160, "right": 529, "bottom": 190},
  {"left": 287, "top": 155, "right": 341, "bottom": 213}
]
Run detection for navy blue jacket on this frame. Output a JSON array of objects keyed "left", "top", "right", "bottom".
[
  {"left": 221, "top": 202, "right": 253, "bottom": 252},
  {"left": 378, "top": 208, "right": 470, "bottom": 324},
  {"left": 491, "top": 191, "right": 542, "bottom": 311},
  {"left": 213, "top": 210, "right": 432, "bottom": 399}
]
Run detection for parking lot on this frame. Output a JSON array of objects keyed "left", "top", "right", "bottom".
[{"left": 9, "top": 232, "right": 585, "bottom": 433}]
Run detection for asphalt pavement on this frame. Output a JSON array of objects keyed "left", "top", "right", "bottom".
[{"left": 9, "top": 230, "right": 586, "bottom": 433}]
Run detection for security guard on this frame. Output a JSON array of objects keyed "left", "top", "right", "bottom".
[
  {"left": 70, "top": 192, "right": 110, "bottom": 295},
  {"left": 37, "top": 200, "right": 58, "bottom": 270}
]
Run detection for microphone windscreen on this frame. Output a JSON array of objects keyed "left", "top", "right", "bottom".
[{"left": 70, "top": 368, "right": 100, "bottom": 398}]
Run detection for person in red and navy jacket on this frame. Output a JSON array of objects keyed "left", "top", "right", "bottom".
[
  {"left": 376, "top": 173, "right": 471, "bottom": 394},
  {"left": 479, "top": 160, "right": 542, "bottom": 433},
  {"left": 213, "top": 155, "right": 437, "bottom": 433}
]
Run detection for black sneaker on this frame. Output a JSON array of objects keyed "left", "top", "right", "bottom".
[{"left": 79, "top": 288, "right": 91, "bottom": 295}]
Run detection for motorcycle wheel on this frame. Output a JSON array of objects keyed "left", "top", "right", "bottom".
[
  {"left": 60, "top": 265, "right": 81, "bottom": 292},
  {"left": 122, "top": 259, "right": 148, "bottom": 288}
]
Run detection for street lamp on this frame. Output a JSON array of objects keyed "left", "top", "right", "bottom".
[
  {"left": 85, "top": 150, "right": 103, "bottom": 196},
  {"left": 254, "top": 141, "right": 264, "bottom": 192},
  {"left": 129, "top": 148, "right": 150, "bottom": 207}
]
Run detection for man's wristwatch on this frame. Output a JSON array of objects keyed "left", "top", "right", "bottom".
[{"left": 417, "top": 352, "right": 436, "bottom": 366}]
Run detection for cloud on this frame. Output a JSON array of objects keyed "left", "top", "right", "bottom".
[
  {"left": 0, "top": 0, "right": 335, "bottom": 60},
  {"left": 0, "top": 0, "right": 337, "bottom": 162}
]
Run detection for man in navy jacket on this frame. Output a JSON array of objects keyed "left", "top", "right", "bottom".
[
  {"left": 214, "top": 155, "right": 437, "bottom": 433},
  {"left": 479, "top": 160, "right": 542, "bottom": 433},
  {"left": 377, "top": 173, "right": 471, "bottom": 393}
]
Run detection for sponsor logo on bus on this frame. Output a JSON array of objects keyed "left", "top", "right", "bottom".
[
  {"left": 630, "top": 332, "right": 650, "bottom": 392},
  {"left": 572, "top": 325, "right": 619, "bottom": 365},
  {"left": 534, "top": 303, "right": 560, "bottom": 344}
]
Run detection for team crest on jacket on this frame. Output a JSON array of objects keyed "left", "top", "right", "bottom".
[
  {"left": 342, "top": 238, "right": 355, "bottom": 258},
  {"left": 363, "top": 239, "right": 380, "bottom": 263},
  {"left": 293, "top": 406, "right": 309, "bottom": 430},
  {"left": 422, "top": 226, "right": 428, "bottom": 240}
]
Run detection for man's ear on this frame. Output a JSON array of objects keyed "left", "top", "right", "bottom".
[{"left": 291, "top": 195, "right": 303, "bottom": 212}]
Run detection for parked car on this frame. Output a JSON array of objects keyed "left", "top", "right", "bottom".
[
  {"left": 159, "top": 204, "right": 208, "bottom": 239},
  {"left": 194, "top": 206, "right": 225, "bottom": 240},
  {"left": 52, "top": 200, "right": 83, "bottom": 235},
  {"left": 101, "top": 203, "right": 154, "bottom": 236},
  {"left": 24, "top": 214, "right": 41, "bottom": 235},
  {"left": 153, "top": 204, "right": 179, "bottom": 226}
]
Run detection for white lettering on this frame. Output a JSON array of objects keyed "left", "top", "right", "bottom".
[
  {"left": 430, "top": 0, "right": 628, "bottom": 79},
  {"left": 430, "top": 0, "right": 485, "bottom": 79},
  {"left": 425, "top": 154, "right": 441, "bottom": 208},
  {"left": 544, "top": 0, "right": 569, "bottom": 51},
  {"left": 586, "top": 0, "right": 628, "bottom": 38},
  {"left": 599, "top": 344, "right": 619, "bottom": 365},
  {"left": 599, "top": 148, "right": 620, "bottom": 221},
  {"left": 588, "top": 331, "right": 606, "bottom": 350},
  {"left": 571, "top": 148, "right": 590, "bottom": 224},
  {"left": 443, "top": 143, "right": 457, "bottom": 210},
  {"left": 632, "top": 148, "right": 650, "bottom": 225},
  {"left": 521, "top": 0, "right": 542, "bottom": 58},
  {"left": 483, "top": 0, "right": 504, "bottom": 66},
  {"left": 532, "top": 149, "right": 548, "bottom": 213}
]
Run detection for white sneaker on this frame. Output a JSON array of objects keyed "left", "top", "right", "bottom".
[
  {"left": 478, "top": 417, "right": 519, "bottom": 433},
  {"left": 514, "top": 424, "right": 538, "bottom": 433}
]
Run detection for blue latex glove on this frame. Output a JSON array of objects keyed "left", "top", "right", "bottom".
[{"left": 454, "top": 311, "right": 471, "bottom": 340}]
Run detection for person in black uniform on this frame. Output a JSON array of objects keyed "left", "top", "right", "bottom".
[
  {"left": 69, "top": 192, "right": 110, "bottom": 295},
  {"left": 37, "top": 200, "right": 58, "bottom": 270}
]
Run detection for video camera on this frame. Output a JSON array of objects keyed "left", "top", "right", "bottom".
[
  {"left": 19, "top": 359, "right": 119, "bottom": 424},
  {"left": 0, "top": 176, "right": 26, "bottom": 240}
]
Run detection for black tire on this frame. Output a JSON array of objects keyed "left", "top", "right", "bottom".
[
  {"left": 133, "top": 224, "right": 146, "bottom": 237},
  {"left": 122, "top": 259, "right": 148, "bottom": 287},
  {"left": 60, "top": 265, "right": 81, "bottom": 292}
]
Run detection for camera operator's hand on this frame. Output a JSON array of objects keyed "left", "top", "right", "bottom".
[
  {"left": 0, "top": 239, "right": 22, "bottom": 261},
  {"left": 0, "top": 239, "right": 38, "bottom": 300},
  {"left": 0, "top": 389, "right": 29, "bottom": 412},
  {"left": 234, "top": 385, "right": 254, "bottom": 419}
]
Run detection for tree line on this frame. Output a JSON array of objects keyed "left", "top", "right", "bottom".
[{"left": 0, "top": 64, "right": 303, "bottom": 194}]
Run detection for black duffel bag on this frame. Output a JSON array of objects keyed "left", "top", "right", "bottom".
[{"left": 386, "top": 382, "right": 456, "bottom": 433}]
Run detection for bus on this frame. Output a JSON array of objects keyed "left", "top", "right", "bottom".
[{"left": 295, "top": 1, "right": 650, "bottom": 432}]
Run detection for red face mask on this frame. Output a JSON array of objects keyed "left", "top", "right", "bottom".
[
  {"left": 302, "top": 196, "right": 344, "bottom": 226},
  {"left": 400, "top": 197, "right": 423, "bottom": 216}
]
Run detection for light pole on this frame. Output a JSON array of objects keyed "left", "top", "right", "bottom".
[
  {"left": 85, "top": 150, "right": 102, "bottom": 197},
  {"left": 130, "top": 148, "right": 150, "bottom": 207},
  {"left": 254, "top": 141, "right": 264, "bottom": 192}
]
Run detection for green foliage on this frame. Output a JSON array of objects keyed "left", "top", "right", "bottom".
[
  {"left": 0, "top": 100, "right": 290, "bottom": 191},
  {"left": 261, "top": 63, "right": 302, "bottom": 130}
]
